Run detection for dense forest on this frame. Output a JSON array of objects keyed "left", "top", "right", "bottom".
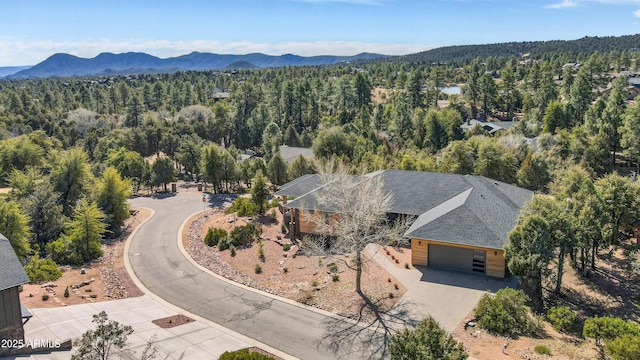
[
  {"left": 399, "top": 33, "right": 640, "bottom": 64},
  {"left": 2, "top": 39, "right": 640, "bottom": 315}
]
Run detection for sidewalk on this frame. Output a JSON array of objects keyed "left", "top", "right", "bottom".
[{"left": 3, "top": 295, "right": 250, "bottom": 360}]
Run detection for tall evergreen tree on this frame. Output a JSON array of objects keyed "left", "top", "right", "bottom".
[
  {"left": 96, "top": 167, "right": 132, "bottom": 236},
  {"left": 251, "top": 171, "right": 269, "bottom": 214},
  {"left": 68, "top": 199, "right": 107, "bottom": 263}
]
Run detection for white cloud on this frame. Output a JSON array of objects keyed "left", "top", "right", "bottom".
[
  {"left": 634, "top": 8, "right": 640, "bottom": 16},
  {"left": 0, "top": 38, "right": 429, "bottom": 66},
  {"left": 546, "top": 0, "right": 640, "bottom": 8},
  {"left": 546, "top": 0, "right": 578, "bottom": 8}
]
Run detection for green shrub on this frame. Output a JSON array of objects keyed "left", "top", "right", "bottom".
[
  {"left": 606, "top": 334, "right": 640, "bottom": 360},
  {"left": 388, "top": 316, "right": 468, "bottom": 360},
  {"left": 332, "top": 274, "right": 340, "bottom": 282},
  {"left": 230, "top": 245, "right": 236, "bottom": 257},
  {"left": 534, "top": 345, "right": 552, "bottom": 355},
  {"left": 226, "top": 197, "right": 259, "bottom": 217},
  {"left": 547, "top": 306, "right": 577, "bottom": 333},
  {"left": 475, "top": 288, "right": 533, "bottom": 337},
  {"left": 46, "top": 235, "right": 82, "bottom": 265},
  {"left": 254, "top": 264, "right": 262, "bottom": 274},
  {"left": 583, "top": 317, "right": 640, "bottom": 343},
  {"left": 282, "top": 243, "right": 292, "bottom": 251},
  {"left": 269, "top": 210, "right": 277, "bottom": 223},
  {"left": 269, "top": 198, "right": 279, "bottom": 209},
  {"left": 218, "top": 237, "right": 230, "bottom": 251},
  {"left": 219, "top": 348, "right": 275, "bottom": 360},
  {"left": 64, "top": 287, "right": 69, "bottom": 298},
  {"left": 24, "top": 256, "right": 62, "bottom": 283},
  {"left": 205, "top": 227, "right": 228, "bottom": 247},
  {"left": 327, "top": 262, "right": 338, "bottom": 273},
  {"left": 280, "top": 223, "right": 287, "bottom": 233},
  {"left": 230, "top": 222, "right": 260, "bottom": 247},
  {"left": 42, "top": 294, "right": 49, "bottom": 301}
]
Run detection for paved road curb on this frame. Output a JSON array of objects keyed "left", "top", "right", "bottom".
[{"left": 124, "top": 206, "right": 298, "bottom": 360}]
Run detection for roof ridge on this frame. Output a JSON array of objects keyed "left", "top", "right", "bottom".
[{"left": 406, "top": 188, "right": 472, "bottom": 236}]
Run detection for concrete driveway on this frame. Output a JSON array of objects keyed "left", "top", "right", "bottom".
[{"left": 367, "top": 244, "right": 518, "bottom": 332}]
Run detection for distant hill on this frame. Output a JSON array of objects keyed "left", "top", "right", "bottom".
[
  {"left": 0, "top": 65, "right": 32, "bottom": 78},
  {"left": 223, "top": 60, "right": 259, "bottom": 70},
  {"left": 8, "top": 51, "right": 387, "bottom": 79},
  {"left": 399, "top": 34, "right": 640, "bottom": 63}
]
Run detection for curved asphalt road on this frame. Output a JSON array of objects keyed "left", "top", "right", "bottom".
[{"left": 128, "top": 193, "right": 370, "bottom": 360}]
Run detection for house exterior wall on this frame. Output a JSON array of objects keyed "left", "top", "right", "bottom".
[
  {"left": 410, "top": 238, "right": 506, "bottom": 278},
  {"left": 0, "top": 287, "right": 25, "bottom": 341},
  {"left": 298, "top": 211, "right": 319, "bottom": 235}
]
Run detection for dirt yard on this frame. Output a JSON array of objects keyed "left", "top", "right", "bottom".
[
  {"left": 183, "top": 207, "right": 407, "bottom": 321},
  {"left": 450, "top": 238, "right": 640, "bottom": 359},
  {"left": 20, "top": 208, "right": 150, "bottom": 308}
]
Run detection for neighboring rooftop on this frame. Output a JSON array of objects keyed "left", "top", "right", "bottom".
[
  {"left": 460, "top": 119, "right": 520, "bottom": 134},
  {"left": 0, "top": 233, "right": 29, "bottom": 291},
  {"left": 279, "top": 146, "right": 314, "bottom": 164}
]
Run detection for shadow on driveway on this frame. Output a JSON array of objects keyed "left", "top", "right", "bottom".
[{"left": 414, "top": 265, "right": 518, "bottom": 293}]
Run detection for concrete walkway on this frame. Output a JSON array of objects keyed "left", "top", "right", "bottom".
[
  {"left": 3, "top": 295, "right": 251, "bottom": 360},
  {"left": 367, "top": 244, "right": 517, "bottom": 332}
]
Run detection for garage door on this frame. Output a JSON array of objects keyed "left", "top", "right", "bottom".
[{"left": 428, "top": 244, "right": 485, "bottom": 274}]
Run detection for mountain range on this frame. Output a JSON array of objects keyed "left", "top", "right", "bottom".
[{"left": 4, "top": 52, "right": 386, "bottom": 79}]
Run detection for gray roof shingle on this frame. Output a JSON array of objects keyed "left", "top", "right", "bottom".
[
  {"left": 0, "top": 233, "right": 29, "bottom": 291},
  {"left": 284, "top": 170, "right": 532, "bottom": 250},
  {"left": 275, "top": 174, "right": 324, "bottom": 198}
]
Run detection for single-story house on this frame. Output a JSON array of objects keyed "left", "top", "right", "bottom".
[
  {"left": 276, "top": 170, "right": 533, "bottom": 278},
  {"left": 0, "top": 233, "right": 31, "bottom": 341}
]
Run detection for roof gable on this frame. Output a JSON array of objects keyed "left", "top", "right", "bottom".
[
  {"left": 0, "top": 233, "right": 29, "bottom": 291},
  {"left": 405, "top": 175, "right": 532, "bottom": 249}
]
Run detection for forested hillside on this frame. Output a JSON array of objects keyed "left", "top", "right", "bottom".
[
  {"left": 2, "top": 45, "right": 640, "bottom": 323},
  {"left": 400, "top": 33, "right": 640, "bottom": 64}
]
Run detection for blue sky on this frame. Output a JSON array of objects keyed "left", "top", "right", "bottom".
[{"left": 0, "top": 0, "right": 639, "bottom": 66}]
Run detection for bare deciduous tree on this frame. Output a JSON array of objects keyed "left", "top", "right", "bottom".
[{"left": 301, "top": 163, "right": 412, "bottom": 358}]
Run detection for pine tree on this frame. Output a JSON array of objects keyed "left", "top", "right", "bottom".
[
  {"left": 68, "top": 199, "right": 107, "bottom": 263},
  {"left": 251, "top": 171, "right": 269, "bottom": 214}
]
